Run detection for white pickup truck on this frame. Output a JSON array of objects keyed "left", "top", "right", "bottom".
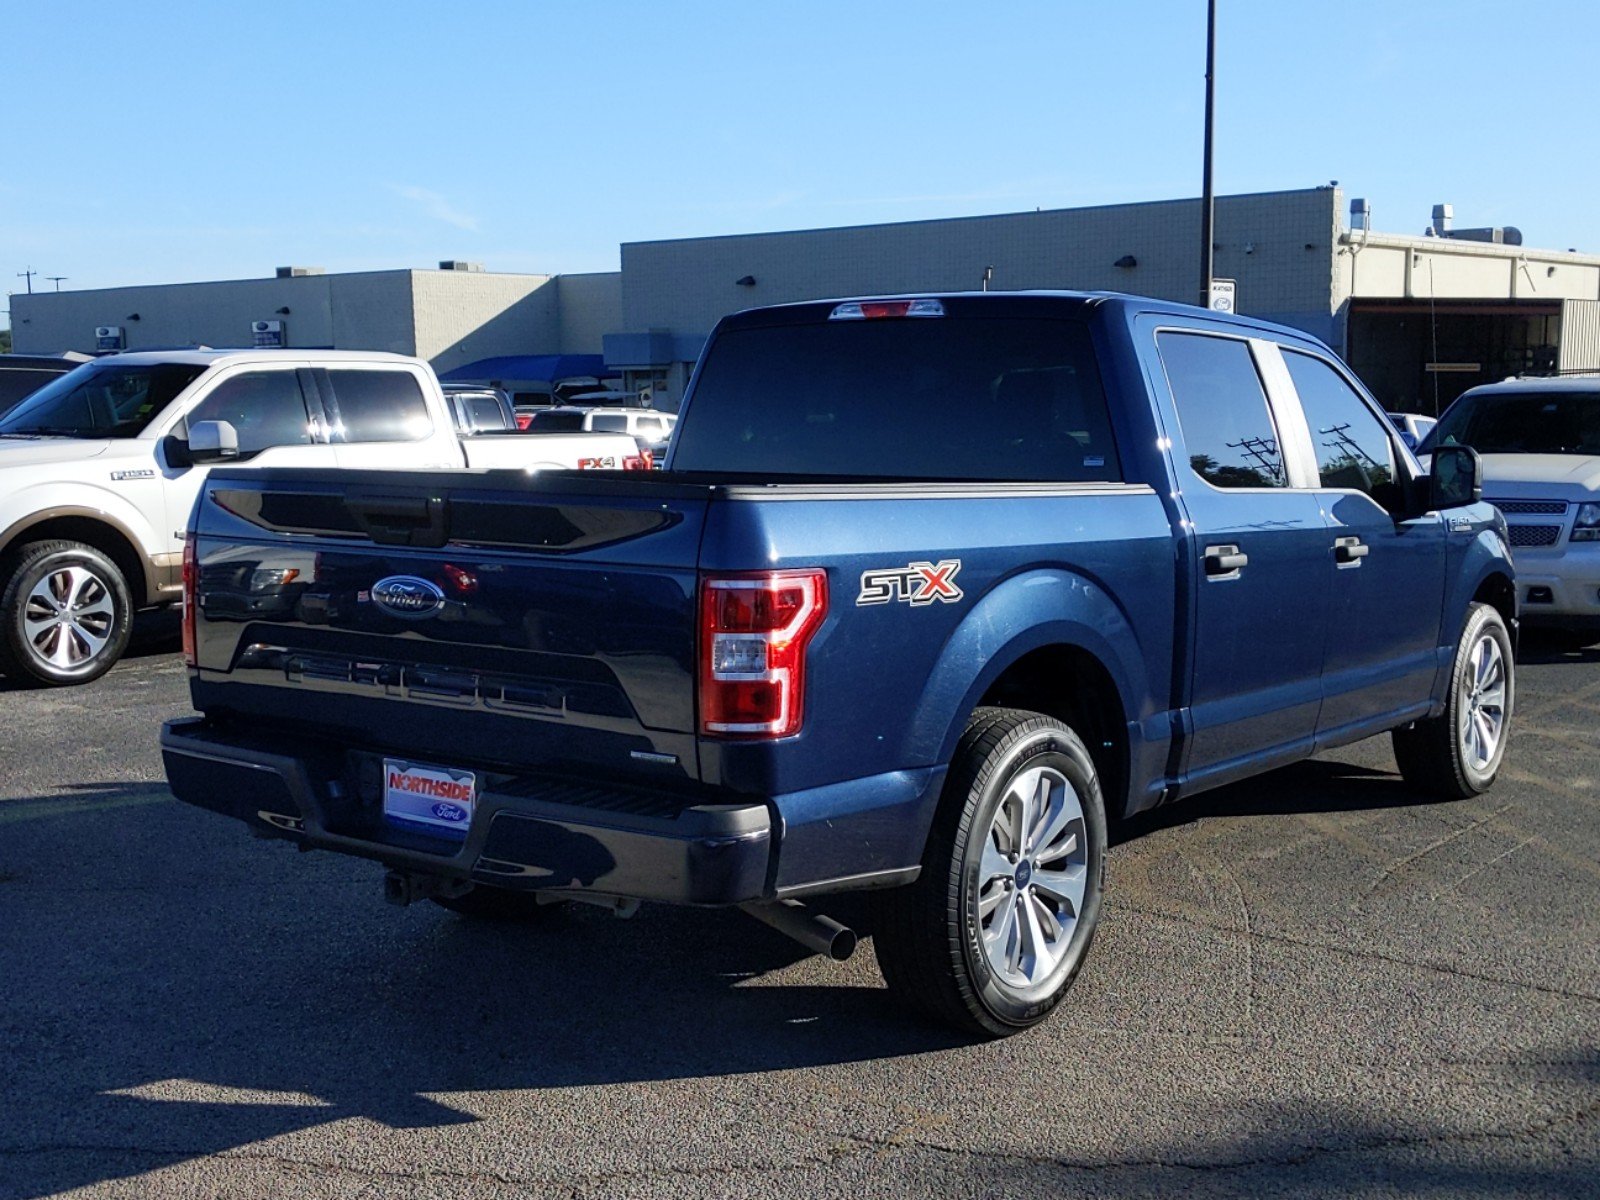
[{"left": 0, "top": 349, "right": 641, "bottom": 686}]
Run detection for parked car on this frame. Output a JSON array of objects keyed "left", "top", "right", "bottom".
[
  {"left": 440, "top": 385, "right": 516, "bottom": 434},
  {"left": 162, "top": 292, "right": 1513, "bottom": 1038},
  {"left": 1386, "top": 411, "right": 1437, "bottom": 451},
  {"left": 0, "top": 354, "right": 83, "bottom": 416},
  {"left": 1420, "top": 375, "right": 1600, "bottom": 636},
  {"left": 0, "top": 351, "right": 640, "bottom": 686},
  {"left": 529, "top": 405, "right": 674, "bottom": 463}
]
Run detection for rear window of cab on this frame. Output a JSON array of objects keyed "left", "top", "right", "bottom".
[{"left": 671, "top": 317, "right": 1121, "bottom": 482}]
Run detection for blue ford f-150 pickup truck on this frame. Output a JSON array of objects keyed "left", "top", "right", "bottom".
[{"left": 162, "top": 292, "right": 1515, "bottom": 1037}]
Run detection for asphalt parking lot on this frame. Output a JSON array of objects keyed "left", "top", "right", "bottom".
[{"left": 1, "top": 615, "right": 1597, "bottom": 1199}]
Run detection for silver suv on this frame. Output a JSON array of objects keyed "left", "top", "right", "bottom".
[{"left": 1422, "top": 376, "right": 1600, "bottom": 637}]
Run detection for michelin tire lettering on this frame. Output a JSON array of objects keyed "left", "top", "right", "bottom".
[{"left": 857, "top": 560, "right": 964, "bottom": 607}]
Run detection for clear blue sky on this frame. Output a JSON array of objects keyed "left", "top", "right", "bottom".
[{"left": 5, "top": 0, "right": 1597, "bottom": 322}]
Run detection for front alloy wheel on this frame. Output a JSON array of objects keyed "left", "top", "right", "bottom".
[{"left": 0, "top": 540, "right": 134, "bottom": 687}]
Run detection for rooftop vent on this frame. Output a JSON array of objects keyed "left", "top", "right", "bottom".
[
  {"left": 438, "top": 260, "right": 485, "bottom": 272},
  {"left": 275, "top": 266, "right": 325, "bottom": 278},
  {"left": 1430, "top": 203, "right": 1454, "bottom": 237},
  {"left": 1447, "top": 226, "right": 1525, "bottom": 246},
  {"left": 1350, "top": 197, "right": 1371, "bottom": 232}
]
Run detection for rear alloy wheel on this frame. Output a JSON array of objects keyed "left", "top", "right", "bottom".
[
  {"left": 874, "top": 707, "right": 1106, "bottom": 1038},
  {"left": 0, "top": 541, "right": 134, "bottom": 687}
]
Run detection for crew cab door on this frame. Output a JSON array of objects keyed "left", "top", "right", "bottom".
[
  {"left": 1267, "top": 345, "right": 1447, "bottom": 739},
  {"left": 158, "top": 365, "right": 334, "bottom": 551},
  {"left": 310, "top": 366, "right": 463, "bottom": 470},
  {"left": 1151, "top": 326, "right": 1332, "bottom": 790}
]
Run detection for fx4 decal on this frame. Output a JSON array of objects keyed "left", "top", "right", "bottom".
[{"left": 857, "top": 560, "right": 964, "bottom": 607}]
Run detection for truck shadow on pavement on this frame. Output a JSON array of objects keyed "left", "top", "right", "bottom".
[{"left": 1, "top": 762, "right": 1593, "bottom": 1197}]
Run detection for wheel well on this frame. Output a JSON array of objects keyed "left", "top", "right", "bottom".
[
  {"left": 1, "top": 517, "right": 148, "bottom": 608},
  {"left": 977, "top": 645, "right": 1130, "bottom": 821},
  {"left": 1473, "top": 572, "right": 1516, "bottom": 641}
]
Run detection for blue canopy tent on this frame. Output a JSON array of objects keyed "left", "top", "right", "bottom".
[{"left": 439, "top": 354, "right": 607, "bottom": 385}]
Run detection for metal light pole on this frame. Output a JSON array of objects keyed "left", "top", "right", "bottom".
[{"left": 1198, "top": 0, "right": 1217, "bottom": 308}]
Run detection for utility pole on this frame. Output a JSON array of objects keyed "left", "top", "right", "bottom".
[
  {"left": 46, "top": 276, "right": 67, "bottom": 292},
  {"left": 17, "top": 267, "right": 36, "bottom": 294},
  {"left": 1198, "top": 0, "right": 1217, "bottom": 308}
]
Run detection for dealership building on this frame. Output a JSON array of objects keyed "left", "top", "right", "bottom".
[{"left": 13, "top": 185, "right": 1600, "bottom": 413}]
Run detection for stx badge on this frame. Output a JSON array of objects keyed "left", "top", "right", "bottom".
[{"left": 857, "top": 560, "right": 964, "bottom": 607}]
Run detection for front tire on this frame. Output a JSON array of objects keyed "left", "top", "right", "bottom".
[
  {"left": 0, "top": 540, "right": 134, "bottom": 687},
  {"left": 1392, "top": 602, "right": 1514, "bottom": 799},
  {"left": 875, "top": 707, "right": 1107, "bottom": 1038}
]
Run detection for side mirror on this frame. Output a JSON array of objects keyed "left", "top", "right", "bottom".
[
  {"left": 187, "top": 419, "right": 239, "bottom": 463},
  {"left": 1429, "top": 445, "right": 1482, "bottom": 509}
]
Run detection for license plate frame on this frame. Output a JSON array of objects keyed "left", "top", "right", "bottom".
[{"left": 382, "top": 758, "right": 478, "bottom": 839}]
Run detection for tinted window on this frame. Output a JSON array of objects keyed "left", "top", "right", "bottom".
[
  {"left": 530, "top": 409, "right": 585, "bottom": 431},
  {"left": 672, "top": 318, "right": 1119, "bottom": 481},
  {"left": 185, "top": 371, "right": 312, "bottom": 454},
  {"left": 462, "top": 395, "right": 506, "bottom": 431},
  {"left": 0, "top": 362, "right": 205, "bottom": 438},
  {"left": 1158, "top": 333, "right": 1285, "bottom": 488},
  {"left": 324, "top": 370, "right": 432, "bottom": 443},
  {"left": 1283, "top": 352, "right": 1396, "bottom": 499},
  {"left": 589, "top": 413, "right": 629, "bottom": 432},
  {"left": 1425, "top": 388, "right": 1600, "bottom": 456},
  {"left": 0, "top": 368, "right": 68, "bottom": 411}
]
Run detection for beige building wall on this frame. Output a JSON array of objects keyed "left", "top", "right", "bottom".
[
  {"left": 556, "top": 272, "right": 622, "bottom": 354},
  {"left": 408, "top": 270, "right": 557, "bottom": 368},
  {"left": 1335, "top": 231, "right": 1600, "bottom": 305},
  {"left": 619, "top": 187, "right": 1346, "bottom": 340}
]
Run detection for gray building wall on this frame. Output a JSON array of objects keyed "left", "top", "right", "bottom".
[
  {"left": 10, "top": 271, "right": 417, "bottom": 357},
  {"left": 10, "top": 267, "right": 612, "bottom": 366},
  {"left": 617, "top": 187, "right": 1345, "bottom": 347}
]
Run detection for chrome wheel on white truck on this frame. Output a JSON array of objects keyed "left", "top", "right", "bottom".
[{"left": 0, "top": 541, "right": 133, "bottom": 686}]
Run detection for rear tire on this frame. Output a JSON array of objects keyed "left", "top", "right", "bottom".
[
  {"left": 874, "top": 707, "right": 1107, "bottom": 1038},
  {"left": 0, "top": 540, "right": 134, "bottom": 687},
  {"left": 431, "top": 886, "right": 562, "bottom": 921},
  {"left": 1392, "top": 602, "right": 1514, "bottom": 800}
]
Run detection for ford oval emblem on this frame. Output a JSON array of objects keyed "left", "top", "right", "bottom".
[
  {"left": 432, "top": 802, "right": 467, "bottom": 822},
  {"left": 371, "top": 575, "right": 446, "bottom": 619}
]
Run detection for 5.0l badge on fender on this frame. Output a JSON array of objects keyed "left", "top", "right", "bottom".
[{"left": 857, "top": 560, "right": 964, "bottom": 607}]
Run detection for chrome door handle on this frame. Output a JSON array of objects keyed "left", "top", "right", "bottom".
[
  {"left": 1334, "top": 536, "right": 1369, "bottom": 564},
  {"left": 1204, "top": 544, "right": 1248, "bottom": 577}
]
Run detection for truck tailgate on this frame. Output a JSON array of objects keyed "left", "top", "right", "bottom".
[{"left": 190, "top": 468, "right": 710, "bottom": 784}]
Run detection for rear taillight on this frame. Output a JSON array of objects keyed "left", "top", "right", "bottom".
[
  {"left": 181, "top": 534, "right": 198, "bottom": 667},
  {"left": 699, "top": 570, "right": 827, "bottom": 739}
]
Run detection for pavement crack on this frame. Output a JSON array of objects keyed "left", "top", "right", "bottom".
[{"left": 1123, "top": 903, "right": 1600, "bottom": 1003}]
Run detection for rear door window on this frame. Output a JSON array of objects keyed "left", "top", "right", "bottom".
[
  {"left": 1157, "top": 332, "right": 1287, "bottom": 489},
  {"left": 672, "top": 317, "right": 1120, "bottom": 481},
  {"left": 324, "top": 369, "right": 433, "bottom": 443},
  {"left": 588, "top": 413, "right": 630, "bottom": 433},
  {"left": 1282, "top": 351, "right": 1397, "bottom": 500},
  {"left": 184, "top": 370, "right": 313, "bottom": 454}
]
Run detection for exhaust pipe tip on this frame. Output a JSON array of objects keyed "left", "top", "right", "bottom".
[{"left": 740, "top": 899, "right": 857, "bottom": 962}]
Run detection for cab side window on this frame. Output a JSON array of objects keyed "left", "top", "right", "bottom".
[
  {"left": 1283, "top": 351, "right": 1397, "bottom": 502},
  {"left": 1158, "top": 332, "right": 1286, "bottom": 489},
  {"left": 184, "top": 371, "right": 313, "bottom": 455},
  {"left": 324, "top": 370, "right": 433, "bottom": 443}
]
